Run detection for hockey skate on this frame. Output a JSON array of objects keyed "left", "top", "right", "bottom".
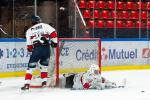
[{"left": 21, "top": 84, "right": 30, "bottom": 90}]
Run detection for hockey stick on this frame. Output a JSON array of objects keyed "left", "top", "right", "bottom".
[
  {"left": 0, "top": 26, "right": 12, "bottom": 37},
  {"left": 0, "top": 28, "right": 8, "bottom": 35},
  {"left": 0, "top": 25, "right": 8, "bottom": 35}
]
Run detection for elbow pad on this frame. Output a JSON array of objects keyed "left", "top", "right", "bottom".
[{"left": 83, "top": 83, "right": 90, "bottom": 89}]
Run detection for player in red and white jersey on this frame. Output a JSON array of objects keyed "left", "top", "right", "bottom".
[
  {"left": 63, "top": 64, "right": 117, "bottom": 90},
  {"left": 26, "top": 20, "right": 57, "bottom": 48},
  {"left": 21, "top": 15, "right": 58, "bottom": 90}
]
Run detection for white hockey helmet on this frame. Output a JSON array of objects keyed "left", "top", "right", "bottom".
[{"left": 88, "top": 64, "right": 100, "bottom": 75}]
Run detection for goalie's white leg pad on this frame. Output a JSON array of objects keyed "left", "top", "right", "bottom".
[{"left": 47, "top": 77, "right": 56, "bottom": 87}]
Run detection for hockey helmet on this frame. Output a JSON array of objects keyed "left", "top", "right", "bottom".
[
  {"left": 31, "top": 15, "right": 41, "bottom": 24},
  {"left": 88, "top": 64, "right": 100, "bottom": 75}
]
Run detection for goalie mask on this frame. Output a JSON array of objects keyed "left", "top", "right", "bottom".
[{"left": 88, "top": 64, "right": 100, "bottom": 75}]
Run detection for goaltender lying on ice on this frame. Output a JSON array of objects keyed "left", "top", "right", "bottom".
[
  {"left": 29, "top": 64, "right": 125, "bottom": 89},
  {"left": 59, "top": 64, "right": 120, "bottom": 90}
]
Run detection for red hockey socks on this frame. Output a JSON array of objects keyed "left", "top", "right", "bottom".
[
  {"left": 40, "top": 66, "right": 48, "bottom": 82},
  {"left": 24, "top": 68, "right": 34, "bottom": 84},
  {"left": 25, "top": 73, "right": 32, "bottom": 80},
  {"left": 41, "top": 72, "right": 48, "bottom": 79}
]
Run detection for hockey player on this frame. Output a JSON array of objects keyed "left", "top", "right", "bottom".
[
  {"left": 21, "top": 15, "right": 58, "bottom": 90},
  {"left": 63, "top": 64, "right": 117, "bottom": 90}
]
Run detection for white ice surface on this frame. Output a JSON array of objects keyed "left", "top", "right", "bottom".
[{"left": 0, "top": 70, "right": 150, "bottom": 100}]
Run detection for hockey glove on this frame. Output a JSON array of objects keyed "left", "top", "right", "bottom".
[
  {"left": 40, "top": 37, "right": 48, "bottom": 44},
  {"left": 27, "top": 45, "right": 33, "bottom": 52},
  {"left": 51, "top": 40, "right": 57, "bottom": 48}
]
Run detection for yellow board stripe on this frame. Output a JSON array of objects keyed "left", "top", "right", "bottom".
[
  {"left": 0, "top": 70, "right": 40, "bottom": 78},
  {"left": 102, "top": 65, "right": 150, "bottom": 71},
  {"left": 1, "top": 65, "right": 150, "bottom": 78}
]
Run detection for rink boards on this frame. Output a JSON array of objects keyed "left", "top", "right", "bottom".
[{"left": 0, "top": 38, "right": 150, "bottom": 77}]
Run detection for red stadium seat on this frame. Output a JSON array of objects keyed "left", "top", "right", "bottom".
[
  {"left": 106, "top": 20, "right": 114, "bottom": 28},
  {"left": 97, "top": 1, "right": 105, "bottom": 9},
  {"left": 135, "top": 21, "right": 145, "bottom": 28},
  {"left": 146, "top": 2, "right": 150, "bottom": 10},
  {"left": 92, "top": 10, "right": 100, "bottom": 19},
  {"left": 116, "top": 20, "right": 124, "bottom": 28},
  {"left": 120, "top": 11, "right": 129, "bottom": 19},
  {"left": 87, "top": 20, "right": 96, "bottom": 28},
  {"left": 102, "top": 10, "right": 109, "bottom": 19},
  {"left": 111, "top": 11, "right": 120, "bottom": 19},
  {"left": 130, "top": 11, "right": 139, "bottom": 19},
  {"left": 141, "top": 11, "right": 148, "bottom": 19},
  {"left": 107, "top": 1, "right": 115, "bottom": 9},
  {"left": 135, "top": 2, "right": 145, "bottom": 10},
  {"left": 83, "top": 10, "right": 91, "bottom": 19},
  {"left": 146, "top": 21, "right": 150, "bottom": 28},
  {"left": 117, "top": 1, "right": 124, "bottom": 10},
  {"left": 97, "top": 20, "right": 105, "bottom": 28},
  {"left": 87, "top": 0, "right": 96, "bottom": 9},
  {"left": 79, "top": 0, "right": 86, "bottom": 9},
  {"left": 125, "top": 20, "right": 134, "bottom": 28},
  {"left": 126, "top": 2, "right": 134, "bottom": 10}
]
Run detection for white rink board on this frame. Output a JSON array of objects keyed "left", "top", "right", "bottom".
[
  {"left": 1, "top": 39, "right": 150, "bottom": 73},
  {"left": 102, "top": 40, "right": 150, "bottom": 66},
  {"left": 0, "top": 39, "right": 30, "bottom": 72}
]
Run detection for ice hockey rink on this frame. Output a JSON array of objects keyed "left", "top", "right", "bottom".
[{"left": 0, "top": 70, "right": 150, "bottom": 100}]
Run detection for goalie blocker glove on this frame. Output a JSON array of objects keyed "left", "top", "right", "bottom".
[{"left": 51, "top": 40, "right": 57, "bottom": 48}]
